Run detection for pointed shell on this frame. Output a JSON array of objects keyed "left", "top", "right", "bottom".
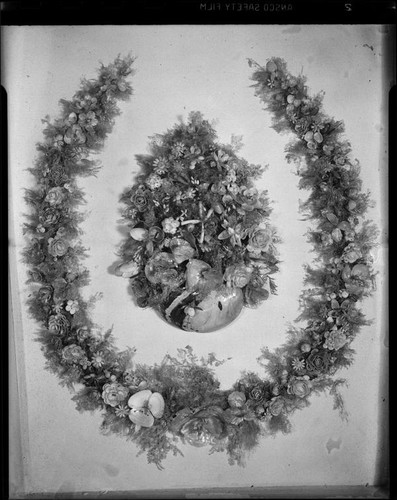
[
  {"left": 148, "top": 392, "right": 165, "bottom": 419},
  {"left": 128, "top": 389, "right": 152, "bottom": 409},
  {"left": 130, "top": 227, "right": 148, "bottom": 241},
  {"left": 128, "top": 407, "right": 154, "bottom": 428}
]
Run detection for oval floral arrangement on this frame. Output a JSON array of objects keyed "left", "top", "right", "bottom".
[
  {"left": 22, "top": 55, "right": 377, "bottom": 469},
  {"left": 114, "top": 112, "right": 279, "bottom": 332}
]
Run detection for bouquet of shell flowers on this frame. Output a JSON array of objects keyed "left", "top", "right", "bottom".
[{"left": 116, "top": 112, "right": 279, "bottom": 332}]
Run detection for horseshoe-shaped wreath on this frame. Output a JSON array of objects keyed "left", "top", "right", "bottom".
[{"left": 23, "top": 55, "right": 377, "bottom": 469}]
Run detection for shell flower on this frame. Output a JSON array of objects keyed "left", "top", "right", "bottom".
[
  {"left": 65, "top": 299, "right": 79, "bottom": 315},
  {"left": 45, "top": 187, "right": 65, "bottom": 206},
  {"left": 91, "top": 351, "right": 106, "bottom": 369},
  {"left": 218, "top": 220, "right": 247, "bottom": 247},
  {"left": 224, "top": 403, "right": 256, "bottom": 426},
  {"left": 78, "top": 110, "right": 98, "bottom": 130},
  {"left": 291, "top": 357, "right": 306, "bottom": 373},
  {"left": 102, "top": 382, "right": 129, "bottom": 408},
  {"left": 227, "top": 391, "right": 246, "bottom": 408},
  {"left": 64, "top": 124, "right": 86, "bottom": 145},
  {"left": 115, "top": 405, "right": 130, "bottom": 418},
  {"left": 187, "top": 145, "right": 204, "bottom": 169},
  {"left": 162, "top": 217, "right": 180, "bottom": 235},
  {"left": 145, "top": 174, "right": 162, "bottom": 190},
  {"left": 128, "top": 389, "right": 165, "bottom": 430},
  {"left": 210, "top": 150, "right": 230, "bottom": 171}
]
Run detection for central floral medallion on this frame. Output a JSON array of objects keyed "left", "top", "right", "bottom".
[{"left": 115, "top": 112, "right": 279, "bottom": 332}]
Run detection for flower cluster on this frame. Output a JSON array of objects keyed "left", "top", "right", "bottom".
[{"left": 116, "top": 111, "right": 279, "bottom": 328}]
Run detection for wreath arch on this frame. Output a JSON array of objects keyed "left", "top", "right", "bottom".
[{"left": 23, "top": 55, "right": 377, "bottom": 468}]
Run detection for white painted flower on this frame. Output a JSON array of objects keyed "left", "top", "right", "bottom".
[
  {"left": 65, "top": 300, "right": 79, "bottom": 315},
  {"left": 162, "top": 217, "right": 180, "bottom": 235},
  {"left": 145, "top": 174, "right": 162, "bottom": 190}
]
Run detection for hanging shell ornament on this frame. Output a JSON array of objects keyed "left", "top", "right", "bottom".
[{"left": 128, "top": 389, "right": 165, "bottom": 430}]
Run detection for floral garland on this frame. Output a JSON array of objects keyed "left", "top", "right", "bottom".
[
  {"left": 114, "top": 112, "right": 280, "bottom": 332},
  {"left": 22, "top": 55, "right": 377, "bottom": 469}
]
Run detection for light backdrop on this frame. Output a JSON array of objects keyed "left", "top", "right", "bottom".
[{"left": 6, "top": 25, "right": 388, "bottom": 494}]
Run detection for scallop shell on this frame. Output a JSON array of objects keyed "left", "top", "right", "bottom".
[
  {"left": 148, "top": 392, "right": 165, "bottom": 419},
  {"left": 128, "top": 407, "right": 154, "bottom": 428}
]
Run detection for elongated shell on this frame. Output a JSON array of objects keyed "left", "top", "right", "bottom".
[
  {"left": 115, "top": 260, "right": 140, "bottom": 278},
  {"left": 148, "top": 392, "right": 165, "bottom": 419}
]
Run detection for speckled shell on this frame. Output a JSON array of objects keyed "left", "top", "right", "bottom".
[
  {"left": 128, "top": 407, "right": 154, "bottom": 428},
  {"left": 148, "top": 392, "right": 165, "bottom": 419},
  {"left": 183, "top": 285, "right": 244, "bottom": 333}
]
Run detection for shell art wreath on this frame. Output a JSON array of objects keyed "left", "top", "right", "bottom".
[
  {"left": 114, "top": 112, "right": 279, "bottom": 332},
  {"left": 23, "top": 55, "right": 378, "bottom": 469}
]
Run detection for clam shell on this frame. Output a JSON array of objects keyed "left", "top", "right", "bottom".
[
  {"left": 128, "top": 407, "right": 154, "bottom": 428},
  {"left": 148, "top": 392, "right": 165, "bottom": 419},
  {"left": 128, "top": 389, "right": 152, "bottom": 409}
]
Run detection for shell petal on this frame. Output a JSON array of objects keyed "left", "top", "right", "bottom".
[
  {"left": 115, "top": 261, "right": 139, "bottom": 278},
  {"left": 128, "top": 389, "right": 152, "bottom": 409},
  {"left": 128, "top": 407, "right": 154, "bottom": 428},
  {"left": 130, "top": 228, "right": 148, "bottom": 241},
  {"left": 148, "top": 392, "right": 165, "bottom": 419}
]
